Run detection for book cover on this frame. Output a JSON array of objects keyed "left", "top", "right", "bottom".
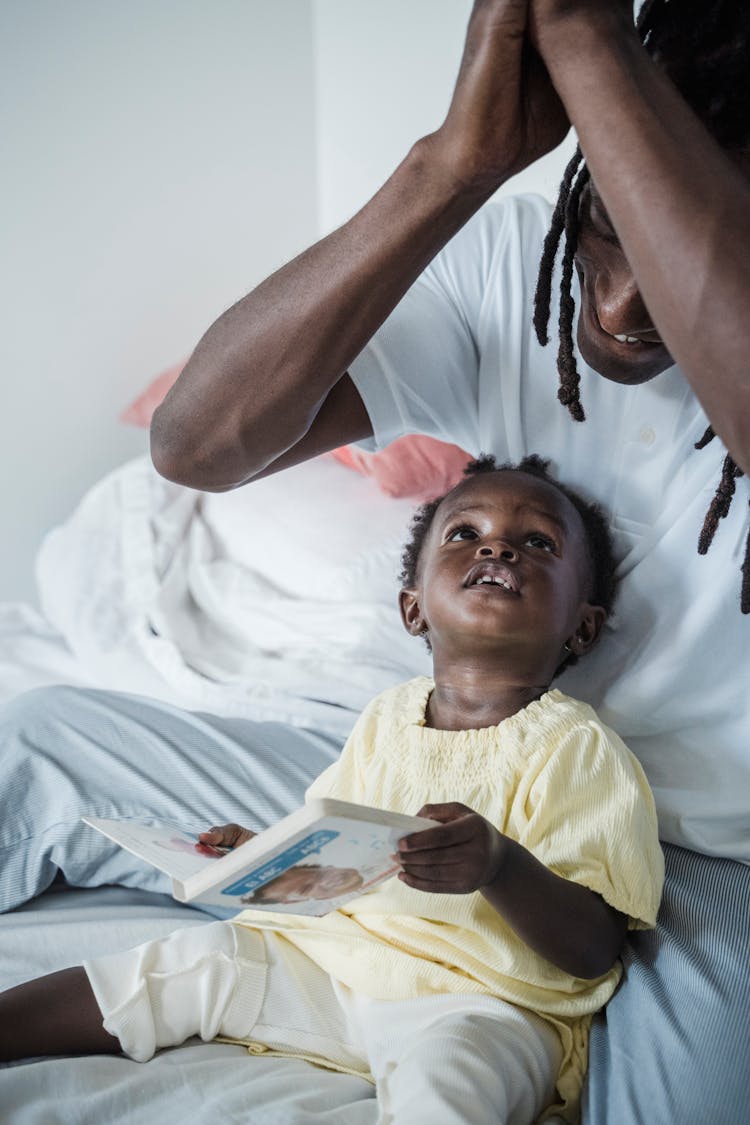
[{"left": 83, "top": 799, "right": 436, "bottom": 916}]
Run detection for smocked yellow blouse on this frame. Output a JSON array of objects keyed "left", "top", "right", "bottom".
[{"left": 234, "top": 678, "right": 664, "bottom": 1118}]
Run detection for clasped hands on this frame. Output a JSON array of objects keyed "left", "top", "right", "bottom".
[{"left": 435, "top": 0, "right": 634, "bottom": 190}]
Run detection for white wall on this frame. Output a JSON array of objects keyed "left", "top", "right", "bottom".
[
  {"left": 1, "top": 0, "right": 318, "bottom": 603},
  {"left": 312, "top": 0, "right": 577, "bottom": 234},
  {"left": 2, "top": 0, "right": 577, "bottom": 606}
]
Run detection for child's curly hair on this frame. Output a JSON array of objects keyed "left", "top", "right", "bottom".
[{"left": 399, "top": 454, "right": 618, "bottom": 673}]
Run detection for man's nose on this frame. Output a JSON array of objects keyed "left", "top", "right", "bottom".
[
  {"left": 478, "top": 542, "right": 518, "bottom": 562},
  {"left": 594, "top": 268, "right": 653, "bottom": 337}
]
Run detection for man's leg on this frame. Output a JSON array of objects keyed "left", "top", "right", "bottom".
[
  {"left": 583, "top": 843, "right": 750, "bottom": 1125},
  {"left": 1, "top": 685, "right": 344, "bottom": 913}
]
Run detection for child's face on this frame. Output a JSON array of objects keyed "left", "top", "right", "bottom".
[{"left": 400, "top": 471, "right": 605, "bottom": 673}]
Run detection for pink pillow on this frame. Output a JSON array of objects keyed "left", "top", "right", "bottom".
[
  {"left": 330, "top": 435, "right": 472, "bottom": 501},
  {"left": 121, "top": 361, "right": 471, "bottom": 501},
  {"left": 119, "top": 358, "right": 187, "bottom": 427}
]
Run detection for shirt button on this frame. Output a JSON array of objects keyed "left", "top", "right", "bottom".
[{"left": 639, "top": 426, "right": 656, "bottom": 446}]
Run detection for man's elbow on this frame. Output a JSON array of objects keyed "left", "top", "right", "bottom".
[
  {"left": 150, "top": 404, "right": 196, "bottom": 486},
  {"left": 149, "top": 404, "right": 246, "bottom": 492}
]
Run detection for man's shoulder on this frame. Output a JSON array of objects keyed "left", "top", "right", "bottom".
[
  {"left": 431, "top": 191, "right": 555, "bottom": 285},
  {"left": 477, "top": 192, "right": 554, "bottom": 256},
  {"left": 447, "top": 191, "right": 554, "bottom": 266},
  {"left": 482, "top": 191, "right": 554, "bottom": 229}
]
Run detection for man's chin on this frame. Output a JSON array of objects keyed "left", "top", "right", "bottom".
[{"left": 577, "top": 325, "right": 673, "bottom": 386}]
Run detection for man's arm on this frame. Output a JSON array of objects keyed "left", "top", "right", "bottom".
[
  {"left": 531, "top": 2, "right": 750, "bottom": 473},
  {"left": 151, "top": 1, "right": 568, "bottom": 492}
]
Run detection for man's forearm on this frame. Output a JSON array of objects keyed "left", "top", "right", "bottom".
[
  {"left": 151, "top": 1, "right": 570, "bottom": 491},
  {"left": 537, "top": 10, "right": 750, "bottom": 470},
  {"left": 150, "top": 140, "right": 494, "bottom": 492}
]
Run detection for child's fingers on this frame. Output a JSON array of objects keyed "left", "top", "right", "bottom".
[
  {"left": 199, "top": 823, "right": 255, "bottom": 848},
  {"left": 398, "top": 817, "right": 477, "bottom": 854},
  {"left": 198, "top": 826, "right": 229, "bottom": 844},
  {"left": 397, "top": 847, "right": 467, "bottom": 870},
  {"left": 400, "top": 860, "right": 468, "bottom": 886},
  {"left": 397, "top": 869, "right": 475, "bottom": 894},
  {"left": 414, "top": 802, "right": 474, "bottom": 823}
]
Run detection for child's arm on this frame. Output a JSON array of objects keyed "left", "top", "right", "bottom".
[{"left": 397, "top": 802, "right": 627, "bottom": 981}]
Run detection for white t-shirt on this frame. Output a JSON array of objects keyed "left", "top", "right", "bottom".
[{"left": 349, "top": 193, "right": 750, "bottom": 863}]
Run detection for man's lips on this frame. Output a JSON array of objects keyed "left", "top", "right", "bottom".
[
  {"left": 605, "top": 329, "right": 664, "bottom": 350},
  {"left": 465, "top": 562, "right": 520, "bottom": 593}
]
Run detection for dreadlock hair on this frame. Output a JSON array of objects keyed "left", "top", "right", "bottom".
[
  {"left": 398, "top": 454, "right": 618, "bottom": 676},
  {"left": 532, "top": 0, "right": 750, "bottom": 612}
]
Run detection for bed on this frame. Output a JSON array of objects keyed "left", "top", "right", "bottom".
[{"left": 0, "top": 448, "right": 449, "bottom": 1123}]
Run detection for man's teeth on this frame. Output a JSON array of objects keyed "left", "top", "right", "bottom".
[
  {"left": 612, "top": 333, "right": 640, "bottom": 344},
  {"left": 474, "top": 576, "right": 512, "bottom": 589}
]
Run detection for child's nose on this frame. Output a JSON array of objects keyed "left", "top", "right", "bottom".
[{"left": 477, "top": 543, "right": 518, "bottom": 561}]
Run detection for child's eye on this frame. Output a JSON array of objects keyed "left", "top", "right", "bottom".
[
  {"left": 526, "top": 533, "right": 556, "bottom": 552},
  {"left": 447, "top": 525, "right": 477, "bottom": 542}
]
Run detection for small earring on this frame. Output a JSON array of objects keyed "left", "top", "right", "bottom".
[{"left": 563, "top": 642, "right": 572, "bottom": 653}]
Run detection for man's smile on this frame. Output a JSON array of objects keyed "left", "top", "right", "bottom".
[{"left": 576, "top": 276, "right": 672, "bottom": 384}]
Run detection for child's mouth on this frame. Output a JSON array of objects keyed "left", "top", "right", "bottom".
[{"left": 465, "top": 563, "right": 519, "bottom": 594}]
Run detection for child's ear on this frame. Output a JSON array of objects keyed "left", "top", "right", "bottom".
[
  {"left": 399, "top": 587, "right": 427, "bottom": 637},
  {"left": 566, "top": 603, "right": 607, "bottom": 657}
]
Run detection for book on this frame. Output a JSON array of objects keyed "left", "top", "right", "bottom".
[{"left": 83, "top": 799, "right": 438, "bottom": 916}]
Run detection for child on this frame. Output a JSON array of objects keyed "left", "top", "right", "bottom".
[{"left": 0, "top": 456, "right": 664, "bottom": 1124}]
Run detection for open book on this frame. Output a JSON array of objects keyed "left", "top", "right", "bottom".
[{"left": 83, "top": 799, "right": 437, "bottom": 916}]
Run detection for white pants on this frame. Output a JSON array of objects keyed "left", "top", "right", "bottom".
[{"left": 85, "top": 921, "right": 563, "bottom": 1125}]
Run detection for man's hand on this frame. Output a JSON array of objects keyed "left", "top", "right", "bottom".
[
  {"left": 198, "top": 823, "right": 256, "bottom": 854},
  {"left": 396, "top": 802, "right": 507, "bottom": 893},
  {"left": 528, "top": 0, "right": 634, "bottom": 64},
  {"left": 431, "top": 0, "right": 569, "bottom": 192}
]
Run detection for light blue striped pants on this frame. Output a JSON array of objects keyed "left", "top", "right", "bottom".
[{"left": 2, "top": 685, "right": 749, "bottom": 1123}]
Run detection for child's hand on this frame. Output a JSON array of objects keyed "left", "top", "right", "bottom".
[
  {"left": 197, "top": 823, "right": 256, "bottom": 855},
  {"left": 396, "top": 803, "right": 506, "bottom": 894}
]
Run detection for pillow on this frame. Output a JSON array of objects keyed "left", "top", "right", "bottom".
[
  {"left": 329, "top": 435, "right": 472, "bottom": 501},
  {"left": 119, "top": 358, "right": 187, "bottom": 427},
  {"left": 121, "top": 361, "right": 472, "bottom": 501}
]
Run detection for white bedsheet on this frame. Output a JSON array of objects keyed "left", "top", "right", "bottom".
[
  {"left": 0, "top": 885, "right": 377, "bottom": 1124},
  {"left": 0, "top": 602, "right": 93, "bottom": 707},
  {"left": 32, "top": 454, "right": 429, "bottom": 737},
  {"left": 0, "top": 453, "right": 425, "bottom": 1123}
]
